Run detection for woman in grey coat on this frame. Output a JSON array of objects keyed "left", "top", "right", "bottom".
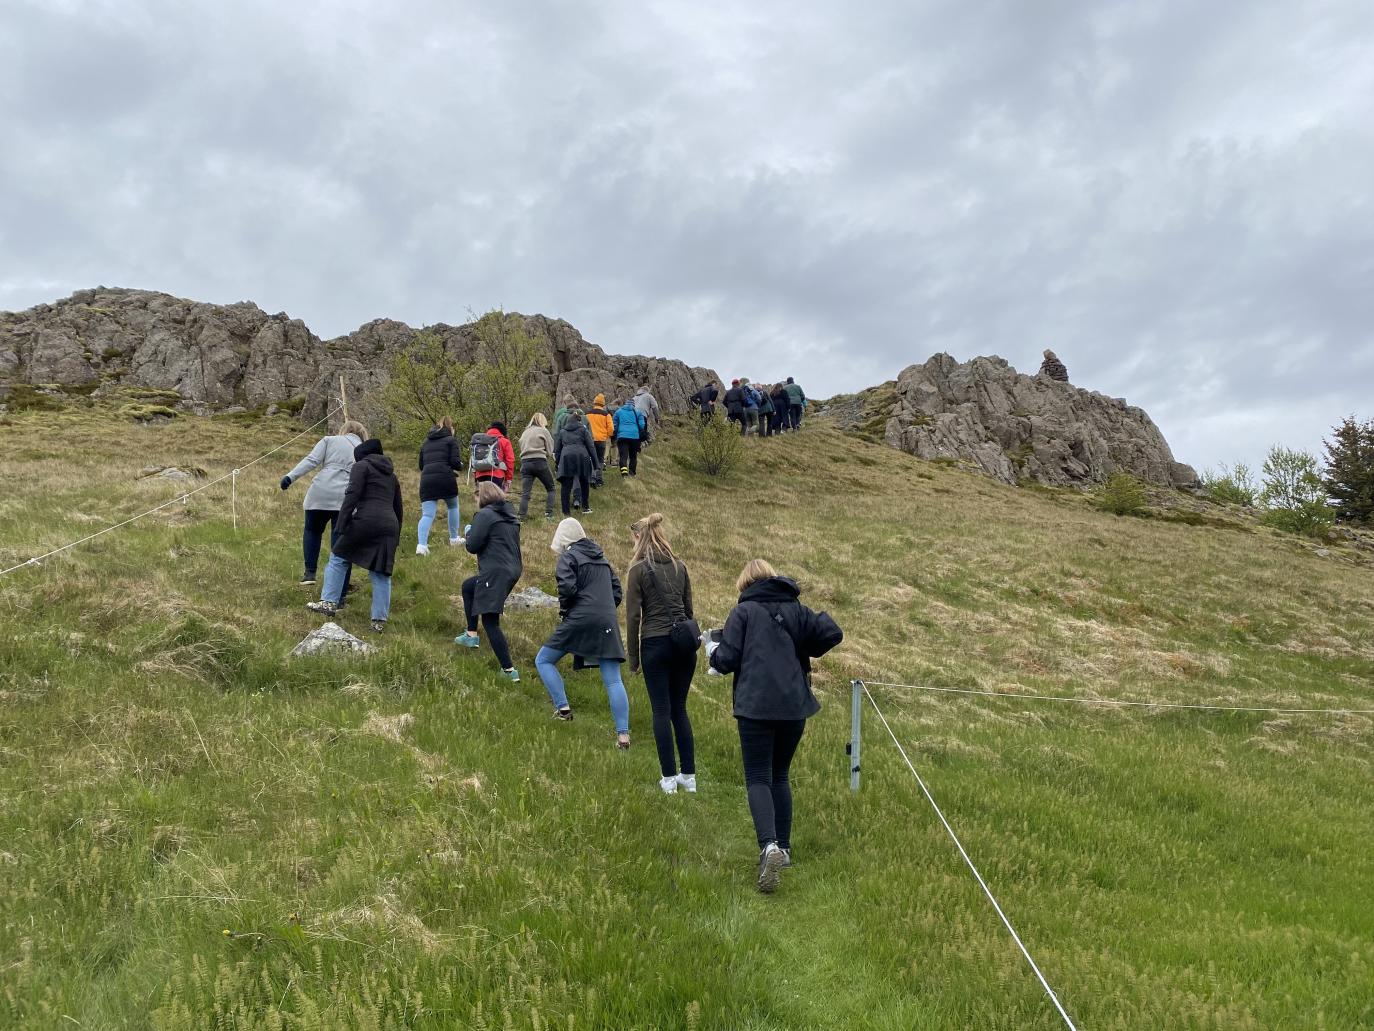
[
  {"left": 535, "top": 518, "right": 630, "bottom": 746},
  {"left": 281, "top": 420, "right": 368, "bottom": 585}
]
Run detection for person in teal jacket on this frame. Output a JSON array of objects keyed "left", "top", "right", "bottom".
[{"left": 612, "top": 402, "right": 648, "bottom": 477}]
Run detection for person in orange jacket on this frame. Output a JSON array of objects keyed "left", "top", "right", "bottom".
[{"left": 586, "top": 394, "right": 615, "bottom": 478}]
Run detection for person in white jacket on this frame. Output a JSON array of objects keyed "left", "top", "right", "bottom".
[{"left": 281, "top": 420, "right": 368, "bottom": 585}]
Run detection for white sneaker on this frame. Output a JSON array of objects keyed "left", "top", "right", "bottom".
[
  {"left": 676, "top": 773, "right": 697, "bottom": 793},
  {"left": 416, "top": 543, "right": 430, "bottom": 555},
  {"left": 659, "top": 776, "right": 678, "bottom": 794},
  {"left": 449, "top": 536, "right": 464, "bottom": 546},
  {"left": 757, "top": 842, "right": 786, "bottom": 894}
]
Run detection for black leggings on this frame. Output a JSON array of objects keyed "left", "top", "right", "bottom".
[
  {"left": 460, "top": 575, "right": 513, "bottom": 670},
  {"left": 737, "top": 717, "right": 806, "bottom": 849},
  {"left": 560, "top": 475, "right": 590, "bottom": 515},
  {"left": 618, "top": 438, "right": 641, "bottom": 474},
  {"left": 641, "top": 636, "right": 696, "bottom": 777}
]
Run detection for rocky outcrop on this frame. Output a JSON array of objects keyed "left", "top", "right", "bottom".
[
  {"left": 883, "top": 354, "right": 1197, "bottom": 488},
  {"left": 0, "top": 288, "right": 719, "bottom": 419}
]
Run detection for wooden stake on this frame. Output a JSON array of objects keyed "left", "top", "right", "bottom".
[{"left": 339, "top": 375, "right": 350, "bottom": 421}]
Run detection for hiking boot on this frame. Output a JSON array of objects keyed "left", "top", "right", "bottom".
[
  {"left": 553, "top": 706, "right": 574, "bottom": 721},
  {"left": 454, "top": 632, "right": 480, "bottom": 649},
  {"left": 757, "top": 842, "right": 786, "bottom": 894},
  {"left": 659, "top": 776, "right": 679, "bottom": 794},
  {"left": 501, "top": 667, "right": 520, "bottom": 682},
  {"left": 416, "top": 543, "right": 430, "bottom": 555},
  {"left": 676, "top": 773, "right": 697, "bottom": 793},
  {"left": 779, "top": 847, "right": 792, "bottom": 868},
  {"left": 306, "top": 600, "right": 339, "bottom": 615},
  {"left": 449, "top": 536, "right": 465, "bottom": 546},
  {"left": 619, "top": 467, "right": 629, "bottom": 476},
  {"left": 581, "top": 508, "right": 593, "bottom": 515},
  {"left": 370, "top": 619, "right": 386, "bottom": 633},
  {"left": 299, "top": 574, "right": 317, "bottom": 586}
]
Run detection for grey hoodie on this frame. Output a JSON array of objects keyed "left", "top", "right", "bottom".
[
  {"left": 632, "top": 388, "right": 661, "bottom": 424},
  {"left": 286, "top": 433, "right": 362, "bottom": 511}
]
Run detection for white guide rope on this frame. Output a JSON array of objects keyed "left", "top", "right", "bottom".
[
  {"left": 860, "top": 682, "right": 1079, "bottom": 1030},
  {"left": 859, "top": 681, "right": 1374, "bottom": 717},
  {"left": 0, "top": 406, "right": 343, "bottom": 577}
]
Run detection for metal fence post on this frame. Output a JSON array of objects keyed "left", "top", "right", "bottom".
[{"left": 849, "top": 679, "right": 862, "bottom": 792}]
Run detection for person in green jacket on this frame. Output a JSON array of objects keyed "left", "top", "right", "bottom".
[
  {"left": 783, "top": 378, "right": 806, "bottom": 431},
  {"left": 553, "top": 395, "right": 577, "bottom": 436}
]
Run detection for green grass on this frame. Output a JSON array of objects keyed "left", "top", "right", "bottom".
[{"left": 1, "top": 409, "right": 1372, "bottom": 1029}]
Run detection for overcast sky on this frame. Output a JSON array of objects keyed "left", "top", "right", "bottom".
[{"left": 2, "top": 0, "right": 1371, "bottom": 472}]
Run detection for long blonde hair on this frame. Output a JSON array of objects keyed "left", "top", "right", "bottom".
[
  {"left": 529, "top": 412, "right": 547, "bottom": 428},
  {"left": 735, "top": 558, "right": 777, "bottom": 593},
  {"left": 630, "top": 512, "right": 677, "bottom": 568}
]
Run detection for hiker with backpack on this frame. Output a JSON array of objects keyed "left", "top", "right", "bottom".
[
  {"left": 784, "top": 378, "right": 806, "bottom": 431},
  {"left": 723, "top": 379, "right": 745, "bottom": 434},
  {"left": 553, "top": 395, "right": 577, "bottom": 436},
  {"left": 740, "top": 378, "right": 761, "bottom": 436},
  {"left": 632, "top": 385, "right": 661, "bottom": 445},
  {"left": 769, "top": 384, "right": 789, "bottom": 435},
  {"left": 692, "top": 381, "right": 719, "bottom": 423},
  {"left": 517, "top": 413, "right": 557, "bottom": 522},
  {"left": 472, "top": 422, "right": 514, "bottom": 492},
  {"left": 306, "top": 438, "right": 404, "bottom": 633},
  {"left": 538, "top": 518, "right": 631, "bottom": 747},
  {"left": 613, "top": 399, "right": 648, "bottom": 476},
  {"left": 625, "top": 513, "right": 698, "bottom": 794},
  {"left": 415, "top": 416, "right": 464, "bottom": 555},
  {"left": 281, "top": 419, "right": 368, "bottom": 588},
  {"left": 757, "top": 384, "right": 776, "bottom": 438},
  {"left": 706, "top": 558, "right": 843, "bottom": 893},
  {"left": 454, "top": 481, "right": 523, "bottom": 681},
  {"left": 586, "top": 394, "right": 614, "bottom": 485},
  {"left": 554, "top": 410, "right": 599, "bottom": 517}
]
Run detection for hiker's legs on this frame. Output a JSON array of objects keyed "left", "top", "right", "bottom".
[
  {"left": 368, "top": 571, "right": 392, "bottom": 621},
  {"left": 559, "top": 478, "right": 574, "bottom": 516},
  {"left": 539, "top": 465, "right": 556, "bottom": 516},
  {"left": 518, "top": 470, "right": 535, "bottom": 519},
  {"left": 600, "top": 659, "right": 630, "bottom": 735},
  {"left": 460, "top": 575, "right": 480, "bottom": 633},
  {"left": 737, "top": 717, "right": 777, "bottom": 847},
  {"left": 642, "top": 637, "right": 678, "bottom": 776},
  {"left": 769, "top": 720, "right": 805, "bottom": 850},
  {"left": 622, "top": 440, "right": 640, "bottom": 475},
  {"left": 445, "top": 497, "right": 461, "bottom": 539},
  {"left": 594, "top": 441, "right": 606, "bottom": 469},
  {"left": 320, "top": 552, "right": 351, "bottom": 605},
  {"left": 669, "top": 648, "right": 697, "bottom": 775},
  {"left": 417, "top": 499, "right": 438, "bottom": 547},
  {"left": 302, "top": 509, "right": 333, "bottom": 577},
  {"left": 482, "top": 613, "right": 512, "bottom": 669},
  {"left": 790, "top": 404, "right": 803, "bottom": 430},
  {"left": 535, "top": 646, "right": 570, "bottom": 709}
]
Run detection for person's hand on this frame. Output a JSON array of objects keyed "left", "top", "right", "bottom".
[
  {"left": 704, "top": 639, "right": 720, "bottom": 660},
  {"left": 280, "top": 475, "right": 291, "bottom": 491},
  {"left": 628, "top": 664, "right": 639, "bottom": 676},
  {"left": 464, "top": 524, "right": 472, "bottom": 535}
]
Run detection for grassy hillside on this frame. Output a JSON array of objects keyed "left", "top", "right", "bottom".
[{"left": 1, "top": 408, "right": 1372, "bottom": 1030}]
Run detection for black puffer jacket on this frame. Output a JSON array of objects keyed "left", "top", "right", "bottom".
[
  {"left": 554, "top": 422, "right": 599, "bottom": 481},
  {"left": 464, "top": 500, "right": 522, "bottom": 614},
  {"left": 543, "top": 538, "right": 625, "bottom": 661},
  {"left": 334, "top": 441, "right": 404, "bottom": 575},
  {"left": 418, "top": 427, "right": 463, "bottom": 502},
  {"left": 710, "top": 576, "right": 843, "bottom": 720}
]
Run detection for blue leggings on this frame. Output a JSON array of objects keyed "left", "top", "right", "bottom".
[
  {"left": 535, "top": 646, "right": 629, "bottom": 733},
  {"left": 417, "top": 497, "right": 460, "bottom": 546}
]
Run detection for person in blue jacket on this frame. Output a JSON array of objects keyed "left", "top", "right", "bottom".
[{"left": 612, "top": 400, "right": 648, "bottom": 477}]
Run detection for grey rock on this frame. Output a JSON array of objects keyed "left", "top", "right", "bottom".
[
  {"left": 291, "top": 621, "right": 375, "bottom": 657},
  {"left": 157, "top": 468, "right": 193, "bottom": 481},
  {"left": 505, "top": 586, "right": 560, "bottom": 611},
  {"left": 883, "top": 354, "right": 1198, "bottom": 488},
  {"left": 1314, "top": 548, "right": 1332, "bottom": 558}
]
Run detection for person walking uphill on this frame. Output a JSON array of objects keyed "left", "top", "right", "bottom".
[
  {"left": 307, "top": 439, "right": 404, "bottom": 633},
  {"left": 586, "top": 395, "right": 615, "bottom": 483},
  {"left": 416, "top": 416, "right": 464, "bottom": 554},
  {"left": 613, "top": 399, "right": 648, "bottom": 476},
  {"left": 554, "top": 410, "right": 600, "bottom": 516},
  {"left": 783, "top": 377, "right": 806, "bottom": 431},
  {"left": 724, "top": 380, "right": 746, "bottom": 435},
  {"left": 517, "top": 414, "right": 557, "bottom": 522},
  {"left": 707, "top": 559, "right": 843, "bottom": 893},
  {"left": 537, "top": 519, "right": 631, "bottom": 747},
  {"left": 625, "top": 514, "right": 698, "bottom": 794},
  {"left": 281, "top": 420, "right": 368, "bottom": 587},
  {"left": 472, "top": 422, "right": 515, "bottom": 491},
  {"left": 454, "top": 482, "right": 523, "bottom": 681},
  {"left": 632, "top": 385, "right": 661, "bottom": 443}
]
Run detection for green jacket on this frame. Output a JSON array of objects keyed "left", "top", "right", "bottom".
[{"left": 784, "top": 383, "right": 806, "bottom": 405}]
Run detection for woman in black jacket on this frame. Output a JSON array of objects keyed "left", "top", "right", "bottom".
[
  {"left": 454, "top": 481, "right": 523, "bottom": 680},
  {"left": 307, "top": 439, "right": 404, "bottom": 633},
  {"left": 536, "top": 518, "right": 631, "bottom": 746},
  {"left": 624, "top": 513, "right": 697, "bottom": 794},
  {"left": 554, "top": 411, "right": 600, "bottom": 517},
  {"left": 709, "top": 559, "right": 843, "bottom": 893},
  {"left": 416, "top": 416, "right": 464, "bottom": 555}
]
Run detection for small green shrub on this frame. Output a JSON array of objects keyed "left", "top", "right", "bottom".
[
  {"left": 1261, "top": 502, "right": 1334, "bottom": 540},
  {"left": 1259, "top": 445, "right": 1334, "bottom": 539},
  {"left": 119, "top": 403, "right": 179, "bottom": 421},
  {"left": 4, "top": 385, "right": 65, "bottom": 412},
  {"left": 1097, "top": 471, "right": 1148, "bottom": 516},
  {"left": 1202, "top": 462, "right": 1257, "bottom": 506},
  {"left": 689, "top": 412, "right": 745, "bottom": 477}
]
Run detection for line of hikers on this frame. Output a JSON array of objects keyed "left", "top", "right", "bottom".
[
  {"left": 281, "top": 418, "right": 842, "bottom": 893},
  {"left": 691, "top": 376, "right": 807, "bottom": 436}
]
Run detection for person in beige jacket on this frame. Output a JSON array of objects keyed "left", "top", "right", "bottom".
[{"left": 517, "top": 414, "right": 557, "bottom": 522}]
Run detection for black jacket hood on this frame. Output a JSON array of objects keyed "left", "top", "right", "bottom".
[
  {"left": 482, "top": 499, "right": 518, "bottom": 524},
  {"left": 426, "top": 426, "right": 452, "bottom": 441},
  {"left": 354, "top": 438, "right": 384, "bottom": 461},
  {"left": 568, "top": 537, "right": 608, "bottom": 563},
  {"left": 739, "top": 576, "right": 801, "bottom": 606}
]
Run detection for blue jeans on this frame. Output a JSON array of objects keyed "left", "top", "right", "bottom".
[
  {"left": 417, "top": 497, "right": 460, "bottom": 546},
  {"left": 536, "top": 646, "right": 629, "bottom": 733},
  {"left": 321, "top": 552, "right": 392, "bottom": 621}
]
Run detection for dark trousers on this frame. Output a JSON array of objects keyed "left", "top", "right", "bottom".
[
  {"left": 519, "top": 459, "right": 555, "bottom": 519},
  {"left": 302, "top": 509, "right": 350, "bottom": 592},
  {"left": 641, "top": 637, "right": 696, "bottom": 777},
  {"left": 760, "top": 411, "right": 775, "bottom": 437},
  {"left": 770, "top": 408, "right": 785, "bottom": 434},
  {"left": 594, "top": 441, "right": 607, "bottom": 472},
  {"left": 461, "top": 575, "right": 513, "bottom": 669},
  {"left": 737, "top": 717, "right": 806, "bottom": 849},
  {"left": 789, "top": 404, "right": 803, "bottom": 430},
  {"left": 560, "top": 475, "right": 591, "bottom": 515},
  {"left": 619, "top": 439, "right": 641, "bottom": 475}
]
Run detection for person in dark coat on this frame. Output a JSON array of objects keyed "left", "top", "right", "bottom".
[
  {"left": 416, "top": 416, "right": 464, "bottom": 555},
  {"left": 692, "top": 382, "right": 719, "bottom": 423},
  {"left": 708, "top": 559, "right": 843, "bottom": 893},
  {"left": 454, "top": 482, "right": 523, "bottom": 680},
  {"left": 757, "top": 384, "right": 776, "bottom": 438},
  {"left": 769, "top": 384, "right": 789, "bottom": 435},
  {"left": 554, "top": 411, "right": 600, "bottom": 517},
  {"left": 723, "top": 379, "right": 746, "bottom": 434},
  {"left": 1039, "top": 349, "right": 1069, "bottom": 382},
  {"left": 536, "top": 518, "right": 630, "bottom": 745},
  {"left": 307, "top": 438, "right": 403, "bottom": 632}
]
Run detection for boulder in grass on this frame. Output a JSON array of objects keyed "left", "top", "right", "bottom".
[
  {"left": 291, "top": 621, "right": 374, "bottom": 657},
  {"left": 505, "top": 586, "right": 560, "bottom": 611}
]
